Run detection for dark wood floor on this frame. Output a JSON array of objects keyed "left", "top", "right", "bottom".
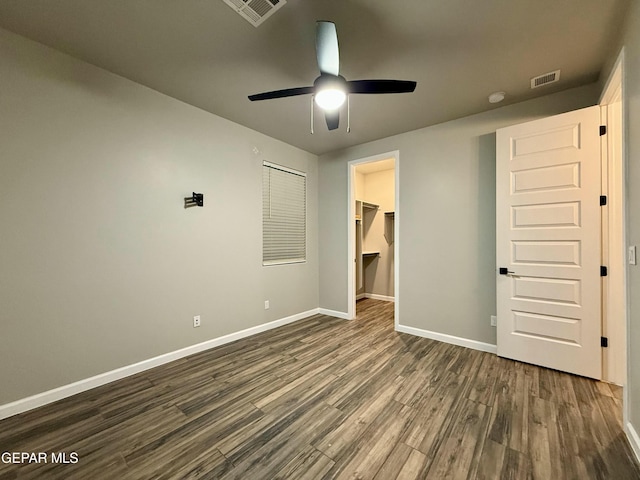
[{"left": 1, "top": 299, "right": 639, "bottom": 479}]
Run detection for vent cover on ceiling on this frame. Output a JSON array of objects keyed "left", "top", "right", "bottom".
[
  {"left": 222, "top": 0, "right": 286, "bottom": 27},
  {"left": 530, "top": 70, "right": 561, "bottom": 89}
]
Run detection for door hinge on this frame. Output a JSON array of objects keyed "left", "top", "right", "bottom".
[
  {"left": 601, "top": 336, "right": 609, "bottom": 348},
  {"left": 600, "top": 195, "right": 607, "bottom": 206},
  {"left": 601, "top": 266, "right": 608, "bottom": 276},
  {"left": 600, "top": 125, "right": 607, "bottom": 136}
]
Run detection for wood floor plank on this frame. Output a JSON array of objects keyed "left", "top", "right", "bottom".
[
  {"left": 1, "top": 298, "right": 638, "bottom": 479},
  {"left": 466, "top": 353, "right": 499, "bottom": 407},
  {"left": 487, "top": 363, "right": 529, "bottom": 454},
  {"left": 18, "top": 451, "right": 129, "bottom": 480},
  {"left": 272, "top": 444, "right": 335, "bottom": 480},
  {"left": 313, "top": 375, "right": 404, "bottom": 461},
  {"left": 402, "top": 370, "right": 468, "bottom": 455},
  {"left": 253, "top": 364, "right": 336, "bottom": 411},
  {"left": 124, "top": 399, "right": 262, "bottom": 467},
  {"left": 220, "top": 401, "right": 343, "bottom": 480},
  {"left": 129, "top": 443, "right": 231, "bottom": 480},
  {"left": 220, "top": 398, "right": 342, "bottom": 470},
  {"left": 331, "top": 401, "right": 412, "bottom": 480},
  {"left": 424, "top": 398, "right": 491, "bottom": 479},
  {"left": 527, "top": 396, "right": 555, "bottom": 480},
  {"left": 372, "top": 442, "right": 413, "bottom": 480},
  {"left": 394, "top": 447, "right": 428, "bottom": 480},
  {"left": 500, "top": 446, "right": 534, "bottom": 480},
  {"left": 475, "top": 439, "right": 506, "bottom": 480}
]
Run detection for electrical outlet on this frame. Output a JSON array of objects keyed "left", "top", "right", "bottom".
[
  {"left": 264, "top": 300, "right": 270, "bottom": 310},
  {"left": 630, "top": 245, "right": 637, "bottom": 265},
  {"left": 490, "top": 315, "right": 497, "bottom": 327},
  {"left": 193, "top": 315, "right": 201, "bottom": 328}
]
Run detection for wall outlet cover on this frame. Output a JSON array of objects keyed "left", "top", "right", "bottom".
[
  {"left": 193, "top": 315, "right": 201, "bottom": 328},
  {"left": 490, "top": 315, "right": 497, "bottom": 327}
]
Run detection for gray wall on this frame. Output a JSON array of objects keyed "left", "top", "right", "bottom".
[
  {"left": 0, "top": 29, "right": 319, "bottom": 405},
  {"left": 319, "top": 84, "right": 599, "bottom": 345},
  {"left": 360, "top": 168, "right": 395, "bottom": 299},
  {"left": 612, "top": 0, "right": 640, "bottom": 447}
]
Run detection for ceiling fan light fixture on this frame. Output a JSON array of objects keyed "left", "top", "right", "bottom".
[
  {"left": 313, "top": 74, "right": 347, "bottom": 110},
  {"left": 247, "top": 22, "right": 417, "bottom": 130},
  {"left": 315, "top": 88, "right": 346, "bottom": 110}
]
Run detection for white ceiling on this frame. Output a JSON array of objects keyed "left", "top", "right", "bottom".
[{"left": 0, "top": 0, "right": 630, "bottom": 155}]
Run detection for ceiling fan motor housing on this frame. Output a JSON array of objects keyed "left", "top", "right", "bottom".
[{"left": 313, "top": 74, "right": 347, "bottom": 92}]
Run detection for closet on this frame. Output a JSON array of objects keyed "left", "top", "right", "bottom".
[
  {"left": 355, "top": 200, "right": 382, "bottom": 292},
  {"left": 353, "top": 161, "right": 395, "bottom": 301}
]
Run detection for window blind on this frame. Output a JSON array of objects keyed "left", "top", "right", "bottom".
[{"left": 263, "top": 161, "right": 306, "bottom": 265}]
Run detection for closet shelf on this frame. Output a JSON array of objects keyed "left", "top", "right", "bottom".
[
  {"left": 362, "top": 252, "right": 380, "bottom": 257},
  {"left": 362, "top": 202, "right": 379, "bottom": 210},
  {"left": 385, "top": 211, "right": 395, "bottom": 216}
]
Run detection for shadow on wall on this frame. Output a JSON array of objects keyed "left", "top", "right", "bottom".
[{"left": 478, "top": 132, "right": 497, "bottom": 317}]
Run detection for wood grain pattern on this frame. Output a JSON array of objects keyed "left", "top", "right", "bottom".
[{"left": 1, "top": 299, "right": 638, "bottom": 479}]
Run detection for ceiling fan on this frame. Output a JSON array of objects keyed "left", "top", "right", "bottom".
[{"left": 248, "top": 21, "right": 417, "bottom": 132}]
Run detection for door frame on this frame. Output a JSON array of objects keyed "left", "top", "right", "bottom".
[
  {"left": 599, "top": 48, "right": 628, "bottom": 413},
  {"left": 347, "top": 150, "right": 400, "bottom": 326}
]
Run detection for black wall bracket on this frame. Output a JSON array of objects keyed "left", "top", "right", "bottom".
[{"left": 184, "top": 192, "right": 204, "bottom": 208}]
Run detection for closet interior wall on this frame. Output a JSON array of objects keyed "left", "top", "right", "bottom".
[{"left": 354, "top": 165, "right": 395, "bottom": 301}]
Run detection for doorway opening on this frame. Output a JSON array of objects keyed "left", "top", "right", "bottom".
[{"left": 347, "top": 151, "right": 399, "bottom": 324}]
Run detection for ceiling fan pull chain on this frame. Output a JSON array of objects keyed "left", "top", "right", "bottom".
[
  {"left": 347, "top": 95, "right": 351, "bottom": 133},
  {"left": 310, "top": 95, "right": 314, "bottom": 134}
]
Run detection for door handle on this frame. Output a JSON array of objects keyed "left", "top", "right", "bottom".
[{"left": 498, "top": 267, "right": 518, "bottom": 276}]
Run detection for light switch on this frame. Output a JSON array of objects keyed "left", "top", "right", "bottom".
[{"left": 630, "top": 246, "right": 637, "bottom": 265}]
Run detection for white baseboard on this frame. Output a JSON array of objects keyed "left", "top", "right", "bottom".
[
  {"left": 364, "top": 293, "right": 395, "bottom": 302},
  {"left": 396, "top": 324, "right": 497, "bottom": 354},
  {"left": 626, "top": 422, "right": 640, "bottom": 464},
  {"left": 356, "top": 293, "right": 395, "bottom": 302},
  {"left": 318, "top": 308, "right": 351, "bottom": 320},
  {"left": 0, "top": 308, "right": 319, "bottom": 421}
]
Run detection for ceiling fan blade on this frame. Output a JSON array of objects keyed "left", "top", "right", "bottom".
[
  {"left": 347, "top": 80, "right": 417, "bottom": 94},
  {"left": 248, "top": 86, "right": 314, "bottom": 101},
  {"left": 325, "top": 110, "right": 340, "bottom": 130},
  {"left": 316, "top": 21, "right": 339, "bottom": 76}
]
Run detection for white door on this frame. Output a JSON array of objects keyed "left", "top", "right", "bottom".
[{"left": 496, "top": 106, "right": 602, "bottom": 379}]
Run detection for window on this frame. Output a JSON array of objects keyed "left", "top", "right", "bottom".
[{"left": 262, "top": 161, "right": 306, "bottom": 265}]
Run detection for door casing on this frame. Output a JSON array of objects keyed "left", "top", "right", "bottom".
[{"left": 599, "top": 48, "right": 627, "bottom": 394}]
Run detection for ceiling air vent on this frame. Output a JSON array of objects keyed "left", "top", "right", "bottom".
[
  {"left": 222, "top": 0, "right": 286, "bottom": 27},
  {"left": 530, "top": 70, "right": 561, "bottom": 89}
]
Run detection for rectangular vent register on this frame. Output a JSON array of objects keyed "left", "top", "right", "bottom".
[
  {"left": 530, "top": 70, "right": 561, "bottom": 89},
  {"left": 222, "top": 0, "right": 286, "bottom": 27}
]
